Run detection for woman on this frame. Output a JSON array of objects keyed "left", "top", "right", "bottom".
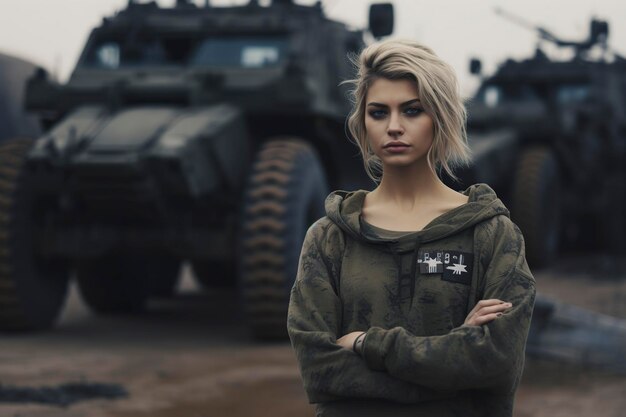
[{"left": 287, "top": 39, "right": 535, "bottom": 417}]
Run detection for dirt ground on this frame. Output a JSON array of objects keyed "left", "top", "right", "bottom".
[
  {"left": 515, "top": 255, "right": 626, "bottom": 417},
  {"left": 1, "top": 257, "right": 625, "bottom": 417}
]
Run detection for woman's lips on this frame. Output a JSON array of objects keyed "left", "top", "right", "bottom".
[{"left": 384, "top": 144, "right": 410, "bottom": 153}]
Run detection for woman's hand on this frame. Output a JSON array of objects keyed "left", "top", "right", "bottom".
[
  {"left": 464, "top": 299, "right": 512, "bottom": 326},
  {"left": 337, "top": 331, "right": 366, "bottom": 351}
]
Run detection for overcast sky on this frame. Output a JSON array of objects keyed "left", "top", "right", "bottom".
[{"left": 1, "top": 0, "right": 625, "bottom": 96}]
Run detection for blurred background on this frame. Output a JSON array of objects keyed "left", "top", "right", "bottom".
[
  {"left": 0, "top": 0, "right": 625, "bottom": 416},
  {"left": 3, "top": 0, "right": 626, "bottom": 93}
]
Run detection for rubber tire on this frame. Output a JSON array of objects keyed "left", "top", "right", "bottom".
[
  {"left": 0, "top": 138, "right": 70, "bottom": 330},
  {"left": 239, "top": 138, "right": 328, "bottom": 339},
  {"left": 511, "top": 146, "right": 561, "bottom": 269},
  {"left": 192, "top": 261, "right": 235, "bottom": 289},
  {"left": 77, "top": 253, "right": 180, "bottom": 313},
  {"left": 149, "top": 258, "right": 182, "bottom": 297},
  {"left": 588, "top": 174, "right": 626, "bottom": 253}
]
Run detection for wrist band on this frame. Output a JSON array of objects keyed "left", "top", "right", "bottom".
[{"left": 352, "top": 332, "right": 366, "bottom": 356}]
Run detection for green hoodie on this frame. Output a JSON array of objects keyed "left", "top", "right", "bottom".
[{"left": 287, "top": 183, "right": 536, "bottom": 417}]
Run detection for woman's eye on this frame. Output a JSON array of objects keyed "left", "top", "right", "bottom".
[
  {"left": 368, "top": 110, "right": 387, "bottom": 119},
  {"left": 404, "top": 107, "right": 423, "bottom": 116}
]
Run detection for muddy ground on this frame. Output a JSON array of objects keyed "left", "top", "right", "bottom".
[{"left": 1, "top": 256, "right": 625, "bottom": 417}]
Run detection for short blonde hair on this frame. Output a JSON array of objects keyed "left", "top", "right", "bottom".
[{"left": 345, "top": 39, "right": 471, "bottom": 183}]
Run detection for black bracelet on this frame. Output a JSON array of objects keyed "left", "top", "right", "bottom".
[{"left": 352, "top": 332, "right": 366, "bottom": 356}]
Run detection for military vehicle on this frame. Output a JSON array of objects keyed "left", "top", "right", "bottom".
[
  {"left": 0, "top": 0, "right": 394, "bottom": 338},
  {"left": 0, "top": 53, "right": 41, "bottom": 142},
  {"left": 459, "top": 11, "right": 626, "bottom": 267}
]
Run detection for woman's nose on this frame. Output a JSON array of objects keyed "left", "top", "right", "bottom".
[{"left": 387, "top": 112, "right": 404, "bottom": 136}]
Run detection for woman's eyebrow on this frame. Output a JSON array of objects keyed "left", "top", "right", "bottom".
[
  {"left": 401, "top": 98, "right": 421, "bottom": 106},
  {"left": 366, "top": 98, "right": 421, "bottom": 107},
  {"left": 366, "top": 102, "right": 388, "bottom": 108}
]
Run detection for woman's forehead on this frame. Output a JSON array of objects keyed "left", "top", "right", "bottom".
[{"left": 366, "top": 78, "right": 419, "bottom": 104}]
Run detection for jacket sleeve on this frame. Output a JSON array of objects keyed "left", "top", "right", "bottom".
[
  {"left": 287, "top": 219, "right": 454, "bottom": 404},
  {"left": 360, "top": 215, "right": 536, "bottom": 392}
]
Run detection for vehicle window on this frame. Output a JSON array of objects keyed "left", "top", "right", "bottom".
[
  {"left": 190, "top": 38, "right": 287, "bottom": 68},
  {"left": 556, "top": 84, "right": 589, "bottom": 104},
  {"left": 93, "top": 42, "right": 121, "bottom": 69},
  {"left": 482, "top": 86, "right": 500, "bottom": 108},
  {"left": 476, "top": 84, "right": 541, "bottom": 107},
  {"left": 82, "top": 36, "right": 287, "bottom": 69},
  {"left": 84, "top": 39, "right": 173, "bottom": 68}
]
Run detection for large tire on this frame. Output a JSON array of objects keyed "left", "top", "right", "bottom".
[
  {"left": 239, "top": 138, "right": 328, "bottom": 339},
  {"left": 192, "top": 261, "right": 235, "bottom": 289},
  {"left": 149, "top": 257, "right": 182, "bottom": 297},
  {"left": 77, "top": 252, "right": 180, "bottom": 313},
  {"left": 600, "top": 175, "right": 626, "bottom": 253},
  {"left": 0, "top": 138, "right": 70, "bottom": 330},
  {"left": 511, "top": 146, "right": 561, "bottom": 269},
  {"left": 579, "top": 173, "right": 626, "bottom": 254}
]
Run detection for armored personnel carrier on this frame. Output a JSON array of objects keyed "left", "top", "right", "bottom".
[
  {"left": 0, "top": 0, "right": 394, "bottom": 338},
  {"left": 460, "top": 11, "right": 626, "bottom": 267}
]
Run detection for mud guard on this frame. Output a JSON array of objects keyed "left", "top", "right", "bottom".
[{"left": 28, "top": 104, "right": 250, "bottom": 197}]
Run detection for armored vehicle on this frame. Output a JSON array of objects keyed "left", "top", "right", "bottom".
[
  {"left": 459, "top": 12, "right": 626, "bottom": 267},
  {"left": 0, "top": 0, "right": 394, "bottom": 338}
]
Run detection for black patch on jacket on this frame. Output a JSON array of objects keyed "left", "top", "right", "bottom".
[{"left": 418, "top": 250, "right": 473, "bottom": 285}]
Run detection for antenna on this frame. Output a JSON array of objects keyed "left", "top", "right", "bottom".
[
  {"left": 494, "top": 7, "right": 535, "bottom": 32},
  {"left": 493, "top": 7, "right": 560, "bottom": 44}
]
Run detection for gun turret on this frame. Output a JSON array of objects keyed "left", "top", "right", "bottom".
[{"left": 494, "top": 8, "right": 609, "bottom": 58}]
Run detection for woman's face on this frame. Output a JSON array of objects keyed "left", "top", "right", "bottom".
[{"left": 364, "top": 77, "right": 434, "bottom": 168}]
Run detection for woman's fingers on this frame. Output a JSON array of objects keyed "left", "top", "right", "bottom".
[
  {"left": 466, "top": 299, "right": 506, "bottom": 317},
  {"left": 464, "top": 299, "right": 513, "bottom": 326},
  {"left": 477, "top": 302, "right": 512, "bottom": 316},
  {"left": 472, "top": 312, "right": 503, "bottom": 326}
]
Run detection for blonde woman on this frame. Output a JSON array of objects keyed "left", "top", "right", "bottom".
[{"left": 287, "top": 39, "right": 535, "bottom": 417}]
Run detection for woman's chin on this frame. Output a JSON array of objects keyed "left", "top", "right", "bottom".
[{"left": 381, "top": 156, "right": 429, "bottom": 169}]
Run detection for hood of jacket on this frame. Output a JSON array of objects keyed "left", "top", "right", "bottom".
[{"left": 325, "top": 183, "right": 509, "bottom": 254}]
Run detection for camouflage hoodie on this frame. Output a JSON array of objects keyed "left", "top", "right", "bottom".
[{"left": 287, "top": 183, "right": 536, "bottom": 417}]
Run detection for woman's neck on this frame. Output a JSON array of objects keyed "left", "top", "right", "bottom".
[{"left": 371, "top": 161, "right": 450, "bottom": 211}]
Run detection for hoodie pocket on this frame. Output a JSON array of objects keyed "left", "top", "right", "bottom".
[{"left": 414, "top": 276, "right": 470, "bottom": 334}]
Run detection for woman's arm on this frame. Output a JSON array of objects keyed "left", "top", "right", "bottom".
[
  {"left": 358, "top": 216, "right": 536, "bottom": 392},
  {"left": 288, "top": 219, "right": 455, "bottom": 404},
  {"left": 337, "top": 298, "right": 513, "bottom": 351}
]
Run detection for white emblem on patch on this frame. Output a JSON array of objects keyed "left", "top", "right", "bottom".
[
  {"left": 445, "top": 254, "right": 468, "bottom": 275},
  {"left": 424, "top": 257, "right": 443, "bottom": 273}
]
